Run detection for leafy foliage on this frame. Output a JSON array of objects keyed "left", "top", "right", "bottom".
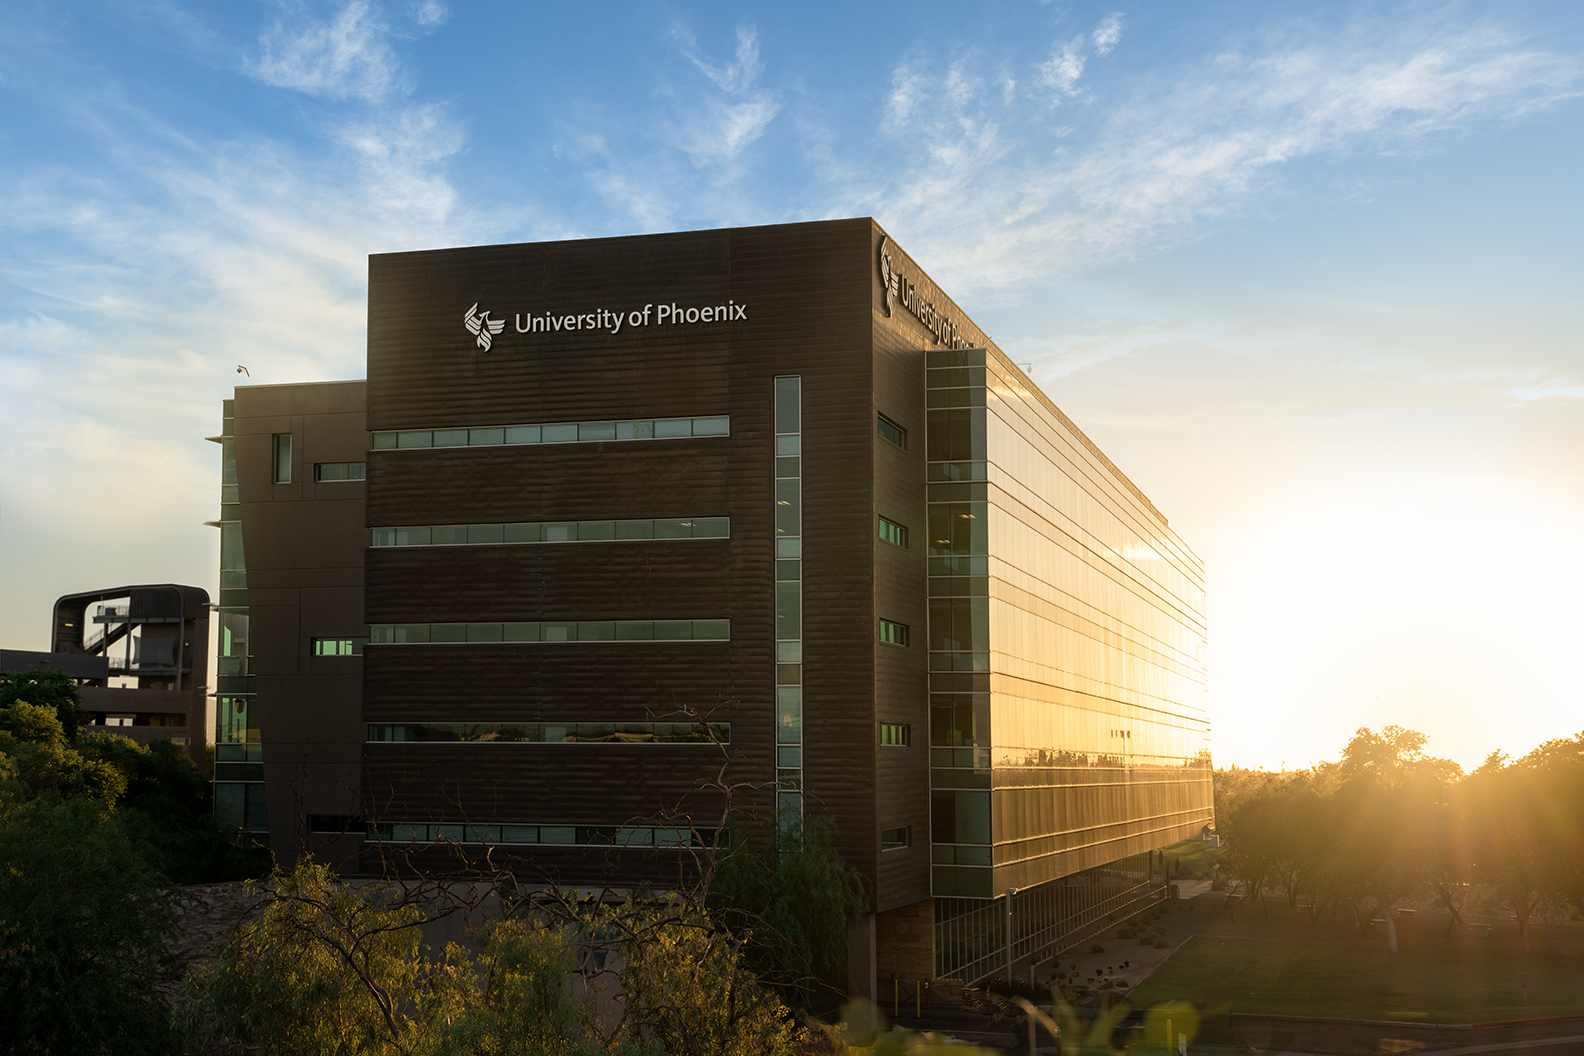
[
  {"left": 1217, "top": 725, "right": 1584, "bottom": 950},
  {"left": 606, "top": 896, "right": 804, "bottom": 1056},
  {"left": 0, "top": 668, "right": 88, "bottom": 738},
  {"left": 707, "top": 810, "right": 870, "bottom": 1004},
  {"left": 0, "top": 795, "right": 184, "bottom": 1054},
  {"left": 181, "top": 858, "right": 810, "bottom": 1056}
]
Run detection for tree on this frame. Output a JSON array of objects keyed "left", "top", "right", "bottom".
[
  {"left": 0, "top": 668, "right": 87, "bottom": 738},
  {"left": 180, "top": 858, "right": 481, "bottom": 1055},
  {"left": 0, "top": 700, "right": 128, "bottom": 802},
  {"left": 1330, "top": 726, "right": 1461, "bottom": 953},
  {"left": 1469, "top": 759, "right": 1558, "bottom": 949},
  {"left": 0, "top": 795, "right": 184, "bottom": 1054},
  {"left": 707, "top": 810, "right": 869, "bottom": 1004},
  {"left": 181, "top": 856, "right": 811, "bottom": 1056},
  {"left": 603, "top": 896, "right": 804, "bottom": 1056}
]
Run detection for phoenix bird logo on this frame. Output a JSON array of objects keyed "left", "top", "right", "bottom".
[
  {"left": 877, "top": 237, "right": 898, "bottom": 318},
  {"left": 464, "top": 302, "right": 506, "bottom": 351}
]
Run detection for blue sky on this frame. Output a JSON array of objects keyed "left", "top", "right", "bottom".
[{"left": 2, "top": 1, "right": 1581, "bottom": 770}]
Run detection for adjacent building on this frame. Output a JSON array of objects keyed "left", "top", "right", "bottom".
[
  {"left": 214, "top": 217, "right": 1212, "bottom": 985},
  {"left": 34, "top": 584, "right": 210, "bottom": 770}
]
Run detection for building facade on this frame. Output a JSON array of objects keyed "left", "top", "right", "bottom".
[
  {"left": 44, "top": 584, "right": 209, "bottom": 770},
  {"left": 216, "top": 218, "right": 1211, "bottom": 984}
]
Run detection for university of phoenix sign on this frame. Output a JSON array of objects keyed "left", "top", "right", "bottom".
[
  {"left": 878, "top": 236, "right": 974, "bottom": 351},
  {"left": 462, "top": 300, "right": 749, "bottom": 351}
]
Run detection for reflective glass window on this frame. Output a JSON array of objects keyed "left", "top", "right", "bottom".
[
  {"left": 272, "top": 433, "right": 292, "bottom": 483},
  {"left": 775, "top": 584, "right": 801, "bottom": 640},
  {"left": 880, "top": 826, "right": 910, "bottom": 850},
  {"left": 877, "top": 415, "right": 907, "bottom": 448},
  {"left": 774, "top": 378, "right": 801, "bottom": 433},
  {"left": 775, "top": 480, "right": 801, "bottom": 536},
  {"left": 878, "top": 517, "right": 908, "bottom": 549},
  {"left": 654, "top": 418, "right": 691, "bottom": 439}
]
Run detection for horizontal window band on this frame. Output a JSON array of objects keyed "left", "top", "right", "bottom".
[
  {"left": 371, "top": 517, "right": 728, "bottom": 548},
  {"left": 369, "top": 620, "right": 730, "bottom": 644},
  {"left": 313, "top": 637, "right": 367, "bottom": 656},
  {"left": 366, "top": 823, "right": 716, "bottom": 848},
  {"left": 315, "top": 461, "right": 366, "bottom": 481},
  {"left": 368, "top": 721, "right": 729, "bottom": 745},
  {"left": 371, "top": 416, "right": 729, "bottom": 451}
]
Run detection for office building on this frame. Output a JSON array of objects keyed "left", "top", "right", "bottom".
[{"left": 213, "top": 218, "right": 1212, "bottom": 984}]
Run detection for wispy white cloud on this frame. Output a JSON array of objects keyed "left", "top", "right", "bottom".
[
  {"left": 669, "top": 25, "right": 781, "bottom": 166},
  {"left": 0, "top": 4, "right": 477, "bottom": 631},
  {"left": 873, "top": 13, "right": 1582, "bottom": 291},
  {"left": 409, "top": 1, "right": 448, "bottom": 28},
  {"left": 575, "top": 23, "right": 783, "bottom": 227},
  {"left": 249, "top": 0, "right": 407, "bottom": 102},
  {"left": 1092, "top": 14, "right": 1123, "bottom": 55},
  {"left": 1509, "top": 379, "right": 1584, "bottom": 401}
]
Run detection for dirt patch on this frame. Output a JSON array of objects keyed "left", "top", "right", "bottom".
[{"left": 157, "top": 882, "right": 269, "bottom": 1001}]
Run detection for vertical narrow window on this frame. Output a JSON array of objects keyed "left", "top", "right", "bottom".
[
  {"left": 774, "top": 376, "right": 803, "bottom": 823},
  {"left": 220, "top": 437, "right": 239, "bottom": 503},
  {"left": 272, "top": 433, "right": 292, "bottom": 484}
]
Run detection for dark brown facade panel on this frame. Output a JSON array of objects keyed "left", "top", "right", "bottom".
[
  {"left": 361, "top": 843, "right": 709, "bottom": 889},
  {"left": 366, "top": 220, "right": 873, "bottom": 431},
  {"left": 365, "top": 445, "right": 735, "bottom": 528},
  {"left": 362, "top": 644, "right": 755, "bottom": 714},
  {"left": 241, "top": 500, "right": 369, "bottom": 581},
  {"left": 363, "top": 545, "right": 739, "bottom": 624},
  {"left": 362, "top": 748, "right": 732, "bottom": 827}
]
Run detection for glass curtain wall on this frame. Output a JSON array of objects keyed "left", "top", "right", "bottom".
[
  {"left": 774, "top": 377, "right": 803, "bottom": 819},
  {"left": 212, "top": 398, "right": 267, "bottom": 837},
  {"left": 925, "top": 350, "right": 1211, "bottom": 900},
  {"left": 926, "top": 363, "right": 994, "bottom": 897}
]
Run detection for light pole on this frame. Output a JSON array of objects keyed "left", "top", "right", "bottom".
[{"left": 1005, "top": 887, "right": 1018, "bottom": 986}]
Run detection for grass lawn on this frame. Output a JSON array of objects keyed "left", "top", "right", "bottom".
[
  {"left": 1157, "top": 838, "right": 1221, "bottom": 879},
  {"left": 1127, "top": 901, "right": 1584, "bottom": 1024}
]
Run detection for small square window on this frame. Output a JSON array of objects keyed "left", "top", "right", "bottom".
[
  {"left": 879, "top": 620, "right": 909, "bottom": 647},
  {"left": 880, "top": 723, "right": 911, "bottom": 746},
  {"left": 880, "top": 826, "right": 910, "bottom": 850},
  {"left": 878, "top": 517, "right": 908, "bottom": 549},
  {"left": 877, "top": 415, "right": 906, "bottom": 449}
]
